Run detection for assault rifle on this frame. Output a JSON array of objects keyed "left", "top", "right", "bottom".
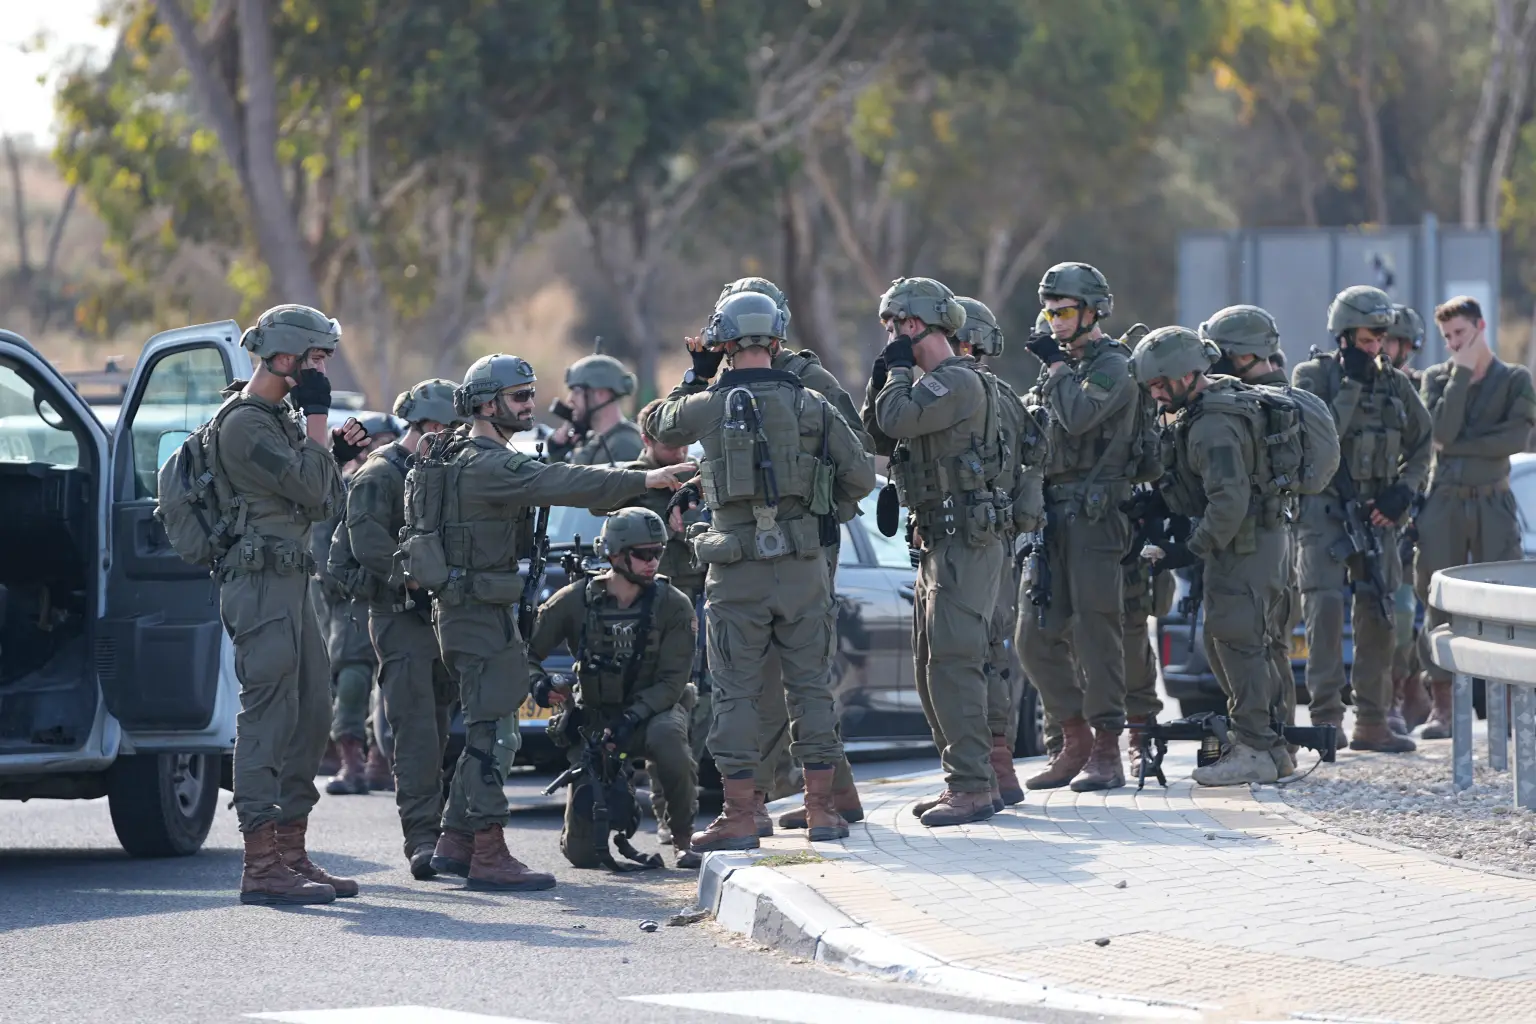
[
  {"left": 543, "top": 721, "right": 663, "bottom": 871},
  {"left": 1017, "top": 518, "right": 1051, "bottom": 628},
  {"left": 1330, "top": 465, "right": 1394, "bottom": 622},
  {"left": 1133, "top": 712, "right": 1340, "bottom": 790},
  {"left": 518, "top": 442, "right": 552, "bottom": 641}
]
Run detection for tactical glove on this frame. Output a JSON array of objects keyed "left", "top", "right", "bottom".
[
  {"left": 870, "top": 355, "right": 889, "bottom": 393},
  {"left": 1026, "top": 331, "right": 1066, "bottom": 367},
  {"left": 331, "top": 426, "right": 368, "bottom": 466},
  {"left": 607, "top": 709, "right": 643, "bottom": 748},
  {"left": 1371, "top": 482, "right": 1415, "bottom": 523},
  {"left": 531, "top": 675, "right": 559, "bottom": 709},
  {"left": 880, "top": 335, "right": 916, "bottom": 370},
  {"left": 665, "top": 482, "right": 701, "bottom": 524},
  {"left": 1152, "top": 541, "right": 1199, "bottom": 573},
  {"left": 690, "top": 347, "right": 725, "bottom": 381},
  {"left": 289, "top": 367, "right": 332, "bottom": 416},
  {"left": 1340, "top": 344, "right": 1377, "bottom": 383}
]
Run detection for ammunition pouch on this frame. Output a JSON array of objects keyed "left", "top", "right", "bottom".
[{"left": 219, "top": 535, "right": 315, "bottom": 580}]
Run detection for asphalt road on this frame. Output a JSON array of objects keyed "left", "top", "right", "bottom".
[{"left": 0, "top": 756, "right": 1108, "bottom": 1024}]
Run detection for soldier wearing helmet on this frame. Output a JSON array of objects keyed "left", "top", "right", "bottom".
[
  {"left": 1131, "top": 327, "right": 1291, "bottom": 784},
  {"left": 526, "top": 508, "right": 701, "bottom": 869},
  {"left": 644, "top": 290, "right": 876, "bottom": 852},
  {"left": 1015, "top": 263, "right": 1141, "bottom": 796},
  {"left": 403, "top": 354, "right": 693, "bottom": 892},
  {"left": 549, "top": 353, "right": 644, "bottom": 466},
  {"left": 858, "top": 277, "right": 1006, "bottom": 826},
  {"left": 220, "top": 304, "right": 368, "bottom": 906},
  {"left": 335, "top": 380, "right": 467, "bottom": 878},
  {"left": 1291, "top": 286, "right": 1431, "bottom": 753}
]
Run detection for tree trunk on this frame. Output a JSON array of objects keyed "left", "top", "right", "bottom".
[
  {"left": 1462, "top": 0, "right": 1513, "bottom": 227},
  {"left": 1353, "top": 0, "right": 1390, "bottom": 225},
  {"left": 1486, "top": 0, "right": 1536, "bottom": 228},
  {"left": 35, "top": 184, "right": 77, "bottom": 332},
  {"left": 3, "top": 136, "right": 32, "bottom": 282}
]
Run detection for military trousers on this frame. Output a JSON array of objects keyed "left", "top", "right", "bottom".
[
  {"left": 371, "top": 603, "right": 458, "bottom": 857},
  {"left": 434, "top": 599, "right": 530, "bottom": 833},
  {"left": 986, "top": 543, "right": 1022, "bottom": 740},
  {"left": 1200, "top": 528, "right": 1288, "bottom": 749},
  {"left": 1123, "top": 564, "right": 1166, "bottom": 721},
  {"left": 563, "top": 707, "right": 696, "bottom": 867},
  {"left": 1414, "top": 484, "right": 1522, "bottom": 684},
  {"left": 222, "top": 568, "right": 332, "bottom": 832},
  {"left": 1018, "top": 504, "right": 1129, "bottom": 732},
  {"left": 650, "top": 581, "right": 709, "bottom": 832},
  {"left": 914, "top": 535, "right": 999, "bottom": 794},
  {"left": 704, "top": 552, "right": 842, "bottom": 779},
  {"left": 1296, "top": 493, "right": 1399, "bottom": 726}
]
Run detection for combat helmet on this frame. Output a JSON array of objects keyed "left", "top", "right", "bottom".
[
  {"left": 717, "top": 277, "right": 791, "bottom": 329},
  {"left": 1327, "top": 285, "right": 1395, "bottom": 336},
  {"left": 355, "top": 413, "right": 400, "bottom": 440},
  {"left": 1199, "top": 305, "right": 1281, "bottom": 358},
  {"left": 703, "top": 291, "right": 788, "bottom": 351},
  {"left": 596, "top": 508, "right": 669, "bottom": 583},
  {"left": 565, "top": 354, "right": 637, "bottom": 397},
  {"left": 1389, "top": 304, "right": 1426, "bottom": 350},
  {"left": 878, "top": 278, "right": 967, "bottom": 335},
  {"left": 454, "top": 354, "right": 537, "bottom": 420},
  {"left": 955, "top": 297, "right": 1004, "bottom": 357},
  {"left": 1038, "top": 263, "right": 1113, "bottom": 320},
  {"left": 240, "top": 304, "right": 342, "bottom": 364},
  {"left": 394, "top": 378, "right": 465, "bottom": 428},
  {"left": 1131, "top": 326, "right": 1219, "bottom": 386}
]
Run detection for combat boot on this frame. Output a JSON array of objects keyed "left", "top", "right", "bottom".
[
  {"left": 752, "top": 789, "right": 773, "bottom": 838},
  {"left": 802, "top": 767, "right": 850, "bottom": 841},
  {"left": 429, "top": 828, "right": 474, "bottom": 877},
  {"left": 240, "top": 822, "right": 335, "bottom": 906},
  {"left": 324, "top": 736, "right": 369, "bottom": 796},
  {"left": 918, "top": 789, "right": 996, "bottom": 827},
  {"left": 1025, "top": 717, "right": 1091, "bottom": 789},
  {"left": 673, "top": 840, "right": 702, "bottom": 870},
  {"left": 1271, "top": 746, "right": 1297, "bottom": 778},
  {"left": 467, "top": 824, "right": 557, "bottom": 891},
  {"left": 1191, "top": 741, "right": 1279, "bottom": 787},
  {"left": 691, "top": 777, "right": 761, "bottom": 852},
  {"left": 655, "top": 822, "right": 673, "bottom": 846},
  {"left": 1386, "top": 700, "right": 1409, "bottom": 738},
  {"left": 275, "top": 818, "right": 359, "bottom": 897},
  {"left": 318, "top": 738, "right": 341, "bottom": 777},
  {"left": 1350, "top": 721, "right": 1417, "bottom": 753},
  {"left": 409, "top": 841, "right": 438, "bottom": 880},
  {"left": 1420, "top": 679, "right": 1453, "bottom": 740},
  {"left": 1125, "top": 715, "right": 1151, "bottom": 780},
  {"left": 365, "top": 743, "right": 394, "bottom": 792},
  {"left": 1400, "top": 672, "right": 1432, "bottom": 731},
  {"left": 1070, "top": 727, "right": 1125, "bottom": 792},
  {"left": 989, "top": 734, "right": 1024, "bottom": 806},
  {"left": 779, "top": 778, "right": 864, "bottom": 828}
]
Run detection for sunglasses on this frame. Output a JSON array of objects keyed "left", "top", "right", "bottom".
[
  {"left": 627, "top": 547, "right": 665, "bottom": 563},
  {"left": 502, "top": 388, "right": 537, "bottom": 403},
  {"left": 1040, "top": 306, "right": 1080, "bottom": 322}
]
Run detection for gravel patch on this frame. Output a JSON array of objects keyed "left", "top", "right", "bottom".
[{"left": 1279, "top": 738, "right": 1536, "bottom": 876}]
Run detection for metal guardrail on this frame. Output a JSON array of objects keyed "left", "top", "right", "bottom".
[{"left": 1425, "top": 559, "right": 1536, "bottom": 810}]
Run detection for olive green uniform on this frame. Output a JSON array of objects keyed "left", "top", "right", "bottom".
[
  {"left": 1017, "top": 338, "right": 1139, "bottom": 732},
  {"left": 1292, "top": 353, "right": 1431, "bottom": 727},
  {"left": 1389, "top": 366, "right": 1426, "bottom": 685},
  {"left": 646, "top": 367, "right": 875, "bottom": 780},
  {"left": 311, "top": 487, "right": 377, "bottom": 744},
  {"left": 527, "top": 573, "right": 697, "bottom": 864},
  {"left": 1414, "top": 357, "right": 1536, "bottom": 682},
  {"left": 345, "top": 441, "right": 459, "bottom": 857},
  {"left": 1164, "top": 378, "right": 1289, "bottom": 750},
  {"left": 429, "top": 437, "right": 651, "bottom": 834},
  {"left": 551, "top": 419, "right": 645, "bottom": 467},
  {"left": 216, "top": 391, "right": 344, "bottom": 832},
  {"left": 863, "top": 355, "right": 1003, "bottom": 795}
]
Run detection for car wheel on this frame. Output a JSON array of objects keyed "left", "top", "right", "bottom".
[
  {"left": 107, "top": 753, "right": 219, "bottom": 858},
  {"left": 1013, "top": 684, "right": 1045, "bottom": 758}
]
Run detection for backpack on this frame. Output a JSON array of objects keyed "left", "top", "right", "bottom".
[
  {"left": 1197, "top": 383, "right": 1341, "bottom": 497},
  {"left": 154, "top": 394, "right": 255, "bottom": 567},
  {"left": 1125, "top": 383, "right": 1165, "bottom": 486},
  {"left": 398, "top": 430, "right": 469, "bottom": 591},
  {"left": 328, "top": 446, "right": 412, "bottom": 601}
]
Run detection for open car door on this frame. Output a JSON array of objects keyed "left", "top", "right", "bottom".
[{"left": 100, "top": 322, "right": 247, "bottom": 739}]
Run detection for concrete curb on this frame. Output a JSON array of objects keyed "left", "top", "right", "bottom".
[{"left": 696, "top": 849, "right": 1206, "bottom": 1021}]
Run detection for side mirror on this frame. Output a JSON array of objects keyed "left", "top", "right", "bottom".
[{"left": 157, "top": 429, "right": 191, "bottom": 470}]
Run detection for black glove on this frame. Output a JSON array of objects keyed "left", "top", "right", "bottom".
[
  {"left": 331, "top": 426, "right": 368, "bottom": 466},
  {"left": 531, "top": 676, "right": 559, "bottom": 709},
  {"left": 1026, "top": 331, "right": 1066, "bottom": 367},
  {"left": 1371, "top": 482, "right": 1415, "bottom": 522},
  {"left": 870, "top": 355, "right": 889, "bottom": 392},
  {"left": 1340, "top": 344, "right": 1377, "bottom": 382},
  {"left": 607, "top": 709, "right": 643, "bottom": 748},
  {"left": 690, "top": 346, "right": 725, "bottom": 380},
  {"left": 1153, "top": 541, "right": 1199, "bottom": 573},
  {"left": 880, "top": 335, "right": 915, "bottom": 370},
  {"left": 666, "top": 482, "right": 701, "bottom": 524},
  {"left": 288, "top": 367, "right": 332, "bottom": 416}
]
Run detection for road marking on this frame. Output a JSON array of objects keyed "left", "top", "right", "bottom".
[
  {"left": 248, "top": 1008, "right": 555, "bottom": 1024},
  {"left": 625, "top": 991, "right": 1040, "bottom": 1024}
]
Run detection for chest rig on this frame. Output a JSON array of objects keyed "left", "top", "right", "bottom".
[
  {"left": 1320, "top": 353, "right": 1407, "bottom": 489},
  {"left": 573, "top": 577, "right": 657, "bottom": 709}
]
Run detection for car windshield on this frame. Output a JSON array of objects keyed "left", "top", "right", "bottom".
[
  {"left": 0, "top": 361, "right": 83, "bottom": 469},
  {"left": 547, "top": 505, "right": 609, "bottom": 549}
]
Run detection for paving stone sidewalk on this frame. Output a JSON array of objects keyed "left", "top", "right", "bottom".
[{"left": 727, "top": 749, "right": 1536, "bottom": 1024}]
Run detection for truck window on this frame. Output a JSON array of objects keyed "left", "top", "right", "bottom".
[{"left": 0, "top": 363, "right": 82, "bottom": 469}]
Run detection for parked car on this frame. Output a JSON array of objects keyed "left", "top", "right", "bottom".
[{"left": 0, "top": 322, "right": 252, "bottom": 857}]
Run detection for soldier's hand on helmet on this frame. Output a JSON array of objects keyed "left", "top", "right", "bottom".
[
  {"left": 686, "top": 335, "right": 725, "bottom": 380},
  {"left": 1026, "top": 331, "right": 1066, "bottom": 367},
  {"left": 288, "top": 367, "right": 333, "bottom": 416},
  {"left": 645, "top": 462, "right": 694, "bottom": 491},
  {"left": 880, "top": 334, "right": 915, "bottom": 370},
  {"left": 330, "top": 418, "right": 369, "bottom": 465}
]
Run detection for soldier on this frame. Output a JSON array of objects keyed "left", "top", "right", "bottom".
[
  {"left": 1131, "top": 327, "right": 1289, "bottom": 784},
  {"left": 1293, "top": 286, "right": 1431, "bottom": 753},
  {"left": 410, "top": 355, "right": 692, "bottom": 891},
  {"left": 548, "top": 354, "right": 644, "bottom": 466},
  {"left": 1383, "top": 306, "right": 1432, "bottom": 733},
  {"left": 952, "top": 296, "right": 1046, "bottom": 807},
  {"left": 527, "top": 508, "right": 701, "bottom": 869},
  {"left": 644, "top": 291, "right": 876, "bottom": 850},
  {"left": 1415, "top": 297, "right": 1536, "bottom": 737},
  {"left": 859, "top": 277, "right": 1001, "bottom": 826},
  {"left": 343, "top": 381, "right": 465, "bottom": 878},
  {"left": 1016, "top": 263, "right": 1140, "bottom": 792},
  {"left": 218, "top": 304, "right": 366, "bottom": 905}
]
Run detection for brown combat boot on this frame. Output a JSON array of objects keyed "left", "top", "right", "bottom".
[
  {"left": 1070, "top": 727, "right": 1125, "bottom": 792},
  {"left": 239, "top": 822, "right": 335, "bottom": 906},
  {"left": 751, "top": 789, "right": 773, "bottom": 838},
  {"left": 1399, "top": 672, "right": 1432, "bottom": 731},
  {"left": 429, "top": 828, "right": 475, "bottom": 877},
  {"left": 779, "top": 776, "right": 864, "bottom": 828},
  {"left": 365, "top": 743, "right": 394, "bottom": 792},
  {"left": 1025, "top": 717, "right": 1091, "bottom": 789},
  {"left": 918, "top": 789, "right": 996, "bottom": 827},
  {"left": 466, "top": 823, "right": 557, "bottom": 891},
  {"left": 692, "top": 777, "right": 762, "bottom": 852},
  {"left": 325, "top": 736, "right": 369, "bottom": 796},
  {"left": 1125, "top": 715, "right": 1150, "bottom": 781},
  {"left": 318, "top": 738, "right": 341, "bottom": 777},
  {"left": 1420, "top": 679, "right": 1453, "bottom": 740},
  {"left": 989, "top": 734, "right": 1024, "bottom": 806},
  {"left": 802, "top": 767, "right": 850, "bottom": 842},
  {"left": 275, "top": 817, "right": 359, "bottom": 897},
  {"left": 1350, "top": 720, "right": 1417, "bottom": 753}
]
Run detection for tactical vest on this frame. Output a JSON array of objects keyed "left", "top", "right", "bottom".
[
  {"left": 572, "top": 576, "right": 658, "bottom": 710},
  {"left": 328, "top": 445, "right": 412, "bottom": 606},
  {"left": 888, "top": 361, "right": 1006, "bottom": 546},
  {"left": 1162, "top": 380, "right": 1285, "bottom": 538},
  {"left": 1315, "top": 354, "right": 1409, "bottom": 488},
  {"left": 1033, "top": 339, "right": 1142, "bottom": 486}
]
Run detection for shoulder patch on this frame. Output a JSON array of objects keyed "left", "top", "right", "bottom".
[
  {"left": 1086, "top": 371, "right": 1116, "bottom": 394},
  {"left": 920, "top": 375, "right": 950, "bottom": 398}
]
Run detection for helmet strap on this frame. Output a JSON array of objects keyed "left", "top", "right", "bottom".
[
  {"left": 612, "top": 553, "right": 653, "bottom": 585},
  {"left": 1065, "top": 302, "right": 1095, "bottom": 347}
]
